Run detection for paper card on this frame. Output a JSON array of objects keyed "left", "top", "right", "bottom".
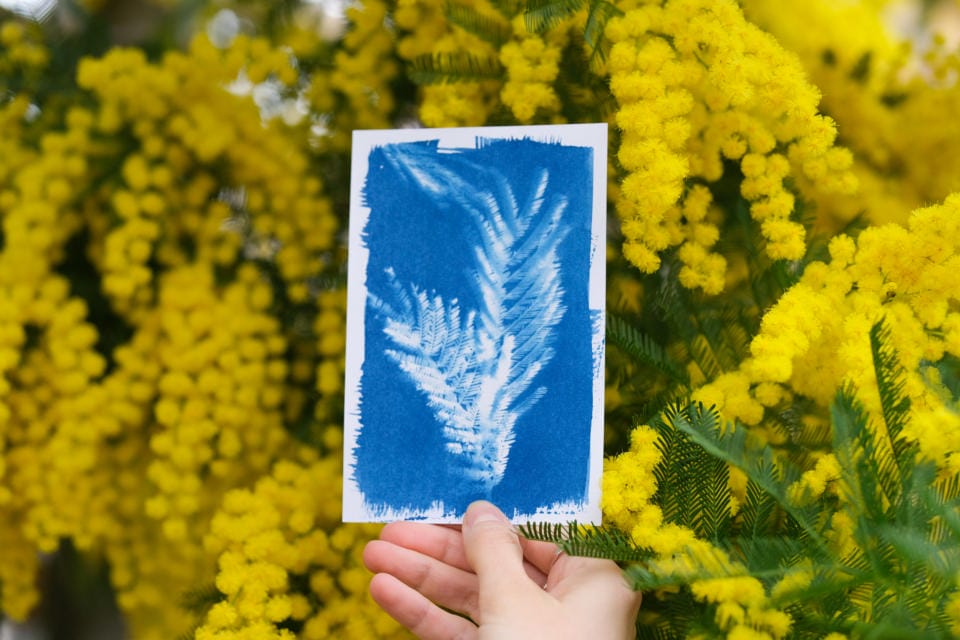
[{"left": 343, "top": 123, "right": 607, "bottom": 523}]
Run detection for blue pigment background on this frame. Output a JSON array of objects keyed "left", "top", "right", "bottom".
[{"left": 352, "top": 137, "right": 595, "bottom": 518}]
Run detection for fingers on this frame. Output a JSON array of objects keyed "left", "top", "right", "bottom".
[
  {"left": 461, "top": 501, "right": 531, "bottom": 599},
  {"left": 368, "top": 505, "right": 642, "bottom": 640},
  {"left": 364, "top": 539, "right": 480, "bottom": 619},
  {"left": 521, "top": 538, "right": 564, "bottom": 577},
  {"left": 380, "top": 521, "right": 471, "bottom": 572},
  {"left": 368, "top": 573, "right": 478, "bottom": 640},
  {"left": 379, "top": 519, "right": 548, "bottom": 586}
]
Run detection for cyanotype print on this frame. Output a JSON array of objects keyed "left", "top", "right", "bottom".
[{"left": 344, "top": 124, "right": 606, "bottom": 523}]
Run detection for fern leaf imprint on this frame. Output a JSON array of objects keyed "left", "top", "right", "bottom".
[{"left": 370, "top": 147, "right": 569, "bottom": 492}]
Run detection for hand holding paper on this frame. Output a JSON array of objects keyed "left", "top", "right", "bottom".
[{"left": 363, "top": 501, "right": 642, "bottom": 640}]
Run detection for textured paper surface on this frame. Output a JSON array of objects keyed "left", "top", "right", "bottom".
[{"left": 343, "top": 124, "right": 607, "bottom": 523}]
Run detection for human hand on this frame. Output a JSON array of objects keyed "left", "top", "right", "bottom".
[{"left": 363, "top": 500, "right": 642, "bottom": 640}]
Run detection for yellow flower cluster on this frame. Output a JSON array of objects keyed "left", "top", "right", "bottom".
[
  {"left": 739, "top": 0, "right": 901, "bottom": 169},
  {"left": 0, "top": 521, "right": 38, "bottom": 620},
  {"left": 307, "top": 0, "right": 399, "bottom": 152},
  {"left": 0, "top": 276, "right": 178, "bottom": 632},
  {"left": 695, "top": 194, "right": 960, "bottom": 433},
  {"left": 786, "top": 453, "right": 841, "bottom": 505},
  {"left": 0, "top": 203, "right": 209, "bottom": 637},
  {"left": 68, "top": 292, "right": 213, "bottom": 638},
  {"left": 0, "top": 19, "right": 48, "bottom": 76},
  {"left": 499, "top": 17, "right": 566, "bottom": 123},
  {"left": 885, "top": 37, "right": 960, "bottom": 207},
  {"left": 949, "top": 589, "right": 960, "bottom": 637},
  {"left": 314, "top": 288, "right": 348, "bottom": 425},
  {"left": 606, "top": 6, "right": 698, "bottom": 275},
  {"left": 741, "top": 0, "right": 960, "bottom": 230},
  {"left": 0, "top": 27, "right": 116, "bottom": 617},
  {"left": 0, "top": 19, "right": 346, "bottom": 636},
  {"left": 394, "top": 0, "right": 502, "bottom": 127},
  {"left": 144, "top": 264, "right": 290, "bottom": 542},
  {"left": 605, "top": 0, "right": 857, "bottom": 292},
  {"left": 603, "top": 425, "right": 691, "bottom": 554},
  {"left": 604, "top": 424, "right": 794, "bottom": 638},
  {"left": 77, "top": 34, "right": 335, "bottom": 307},
  {"left": 903, "top": 405, "right": 960, "bottom": 477},
  {"left": 782, "top": 452, "right": 865, "bottom": 559},
  {"left": 198, "top": 454, "right": 406, "bottom": 640},
  {"left": 396, "top": 0, "right": 590, "bottom": 127},
  {"left": 4, "top": 280, "right": 111, "bottom": 552}
]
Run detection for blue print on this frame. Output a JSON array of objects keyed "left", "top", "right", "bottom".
[{"left": 353, "top": 137, "right": 595, "bottom": 519}]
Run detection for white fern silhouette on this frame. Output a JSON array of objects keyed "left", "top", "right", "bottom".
[{"left": 368, "top": 143, "right": 569, "bottom": 492}]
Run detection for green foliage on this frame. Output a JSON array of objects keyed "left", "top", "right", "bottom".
[
  {"left": 179, "top": 583, "right": 222, "bottom": 615},
  {"left": 408, "top": 51, "right": 502, "bottom": 84},
  {"left": 444, "top": 3, "right": 512, "bottom": 47},
  {"left": 540, "top": 323, "right": 960, "bottom": 638},
  {"left": 671, "top": 403, "right": 824, "bottom": 550},
  {"left": 606, "top": 314, "right": 689, "bottom": 385},
  {"left": 175, "top": 583, "right": 222, "bottom": 640},
  {"left": 518, "top": 521, "right": 651, "bottom": 562},
  {"left": 932, "top": 354, "right": 960, "bottom": 401},
  {"left": 522, "top": 0, "right": 619, "bottom": 60},
  {"left": 869, "top": 322, "right": 913, "bottom": 464},
  {"left": 522, "top": 0, "right": 586, "bottom": 33},
  {"left": 652, "top": 404, "right": 732, "bottom": 542},
  {"left": 738, "top": 464, "right": 780, "bottom": 538}
]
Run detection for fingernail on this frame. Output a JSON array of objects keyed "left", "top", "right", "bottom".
[{"left": 464, "top": 500, "right": 507, "bottom": 527}]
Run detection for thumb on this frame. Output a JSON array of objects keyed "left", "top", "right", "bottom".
[{"left": 462, "top": 501, "right": 528, "bottom": 597}]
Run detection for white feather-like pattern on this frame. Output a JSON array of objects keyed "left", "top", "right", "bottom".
[{"left": 370, "top": 145, "right": 568, "bottom": 491}]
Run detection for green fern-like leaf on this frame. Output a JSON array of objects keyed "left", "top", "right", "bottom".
[
  {"left": 830, "top": 385, "right": 892, "bottom": 522},
  {"left": 652, "top": 422, "right": 695, "bottom": 529},
  {"left": 870, "top": 322, "right": 911, "bottom": 453},
  {"left": 695, "top": 307, "right": 754, "bottom": 372},
  {"left": 687, "top": 334, "right": 724, "bottom": 380},
  {"left": 582, "top": 0, "right": 620, "bottom": 60},
  {"left": 671, "top": 403, "right": 827, "bottom": 551},
  {"left": 631, "top": 386, "right": 692, "bottom": 430},
  {"left": 519, "top": 522, "right": 651, "bottom": 562},
  {"left": 773, "top": 396, "right": 833, "bottom": 459},
  {"left": 693, "top": 448, "right": 732, "bottom": 542},
  {"left": 179, "top": 583, "right": 221, "bottom": 613},
  {"left": 828, "top": 382, "right": 960, "bottom": 632},
  {"left": 607, "top": 313, "right": 689, "bottom": 384},
  {"left": 829, "top": 385, "right": 904, "bottom": 584},
  {"left": 934, "top": 468, "right": 960, "bottom": 503},
  {"left": 723, "top": 536, "right": 803, "bottom": 577},
  {"left": 445, "top": 3, "right": 512, "bottom": 47},
  {"left": 523, "top": 0, "right": 620, "bottom": 63},
  {"left": 739, "top": 467, "right": 779, "bottom": 539},
  {"left": 408, "top": 52, "right": 502, "bottom": 84},
  {"left": 636, "top": 587, "right": 706, "bottom": 639},
  {"left": 523, "top": 0, "right": 585, "bottom": 33},
  {"left": 920, "top": 472, "right": 960, "bottom": 543},
  {"left": 869, "top": 322, "right": 919, "bottom": 516},
  {"left": 649, "top": 403, "right": 732, "bottom": 541},
  {"left": 876, "top": 523, "right": 958, "bottom": 582},
  {"left": 931, "top": 354, "right": 960, "bottom": 401},
  {"left": 635, "top": 618, "right": 682, "bottom": 640},
  {"left": 174, "top": 582, "right": 221, "bottom": 640}
]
